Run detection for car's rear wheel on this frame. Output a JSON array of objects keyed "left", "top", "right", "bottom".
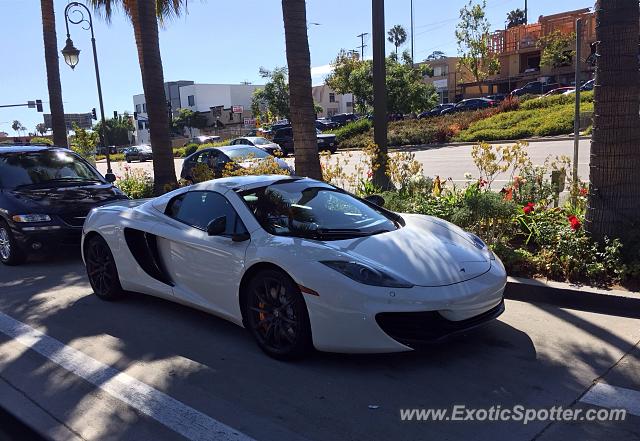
[
  {"left": 0, "top": 221, "right": 26, "bottom": 266},
  {"left": 245, "top": 269, "right": 312, "bottom": 359},
  {"left": 126, "top": 157, "right": 131, "bottom": 163},
  {"left": 85, "top": 235, "right": 125, "bottom": 301}
]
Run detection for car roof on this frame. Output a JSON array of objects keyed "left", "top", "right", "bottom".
[
  {"left": 190, "top": 175, "right": 324, "bottom": 193},
  {"left": 0, "top": 145, "right": 70, "bottom": 154}
]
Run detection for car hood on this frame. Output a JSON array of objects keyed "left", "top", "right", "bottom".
[
  {"left": 323, "top": 214, "right": 491, "bottom": 287},
  {"left": 8, "top": 184, "right": 127, "bottom": 215},
  {"left": 317, "top": 134, "right": 336, "bottom": 139}
]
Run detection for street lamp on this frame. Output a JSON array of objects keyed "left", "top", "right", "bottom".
[{"left": 62, "top": 1, "right": 115, "bottom": 183}]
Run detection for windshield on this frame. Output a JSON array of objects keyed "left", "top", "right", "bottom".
[
  {"left": 225, "top": 147, "right": 270, "bottom": 161},
  {"left": 0, "top": 150, "right": 103, "bottom": 189},
  {"left": 238, "top": 181, "right": 398, "bottom": 240},
  {"left": 251, "top": 138, "right": 270, "bottom": 145}
]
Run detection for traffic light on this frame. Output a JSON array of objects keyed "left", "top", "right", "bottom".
[
  {"left": 91, "top": 108, "right": 97, "bottom": 120},
  {"left": 35, "top": 99, "right": 43, "bottom": 112},
  {"left": 113, "top": 110, "right": 118, "bottom": 119}
]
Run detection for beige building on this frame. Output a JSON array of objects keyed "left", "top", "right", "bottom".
[
  {"left": 312, "top": 85, "right": 354, "bottom": 117},
  {"left": 420, "top": 57, "right": 478, "bottom": 103}
]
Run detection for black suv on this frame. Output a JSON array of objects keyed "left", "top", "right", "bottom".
[
  {"left": 0, "top": 146, "right": 128, "bottom": 265},
  {"left": 330, "top": 113, "right": 358, "bottom": 127},
  {"left": 272, "top": 126, "right": 338, "bottom": 156},
  {"left": 511, "top": 81, "right": 561, "bottom": 96}
]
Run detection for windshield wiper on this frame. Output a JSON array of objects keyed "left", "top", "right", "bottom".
[
  {"left": 14, "top": 178, "right": 102, "bottom": 189},
  {"left": 315, "top": 228, "right": 391, "bottom": 237}
]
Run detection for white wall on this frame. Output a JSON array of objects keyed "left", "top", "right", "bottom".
[
  {"left": 132, "top": 93, "right": 149, "bottom": 144},
  {"left": 179, "top": 84, "right": 263, "bottom": 112}
]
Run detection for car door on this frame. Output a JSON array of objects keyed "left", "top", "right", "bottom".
[{"left": 153, "top": 190, "right": 250, "bottom": 320}]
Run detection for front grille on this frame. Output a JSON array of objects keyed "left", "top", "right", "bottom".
[
  {"left": 59, "top": 214, "right": 87, "bottom": 227},
  {"left": 375, "top": 300, "right": 505, "bottom": 347}
]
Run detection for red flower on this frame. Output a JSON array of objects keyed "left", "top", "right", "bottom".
[
  {"left": 568, "top": 215, "right": 582, "bottom": 230},
  {"left": 522, "top": 202, "right": 535, "bottom": 215},
  {"left": 479, "top": 178, "right": 488, "bottom": 188},
  {"left": 367, "top": 170, "right": 373, "bottom": 179},
  {"left": 579, "top": 187, "right": 588, "bottom": 196}
]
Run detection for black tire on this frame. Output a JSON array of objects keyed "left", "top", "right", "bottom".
[
  {"left": 245, "top": 269, "right": 312, "bottom": 360},
  {"left": 84, "top": 235, "right": 125, "bottom": 301},
  {"left": 0, "top": 220, "right": 26, "bottom": 266},
  {"left": 126, "top": 158, "right": 131, "bottom": 163}
]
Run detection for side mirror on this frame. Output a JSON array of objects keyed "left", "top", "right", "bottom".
[
  {"left": 364, "top": 194, "right": 385, "bottom": 207},
  {"left": 207, "top": 216, "right": 227, "bottom": 236},
  {"left": 104, "top": 172, "right": 116, "bottom": 183}
]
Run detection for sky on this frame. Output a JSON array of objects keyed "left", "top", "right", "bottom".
[{"left": 0, "top": 0, "right": 593, "bottom": 136}]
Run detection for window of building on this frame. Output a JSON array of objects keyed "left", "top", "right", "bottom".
[
  {"left": 135, "top": 104, "right": 141, "bottom": 114},
  {"left": 142, "top": 103, "right": 146, "bottom": 113},
  {"left": 346, "top": 101, "right": 353, "bottom": 108},
  {"left": 433, "top": 65, "right": 449, "bottom": 77},
  {"left": 137, "top": 121, "right": 144, "bottom": 130},
  {"left": 188, "top": 95, "right": 195, "bottom": 106},
  {"left": 329, "top": 93, "right": 336, "bottom": 103}
]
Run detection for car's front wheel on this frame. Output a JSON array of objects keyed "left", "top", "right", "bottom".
[
  {"left": 245, "top": 269, "right": 312, "bottom": 360},
  {"left": 0, "top": 220, "right": 26, "bottom": 266},
  {"left": 84, "top": 235, "right": 125, "bottom": 301}
]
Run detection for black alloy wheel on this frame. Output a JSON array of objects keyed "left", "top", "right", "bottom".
[
  {"left": 85, "top": 235, "right": 125, "bottom": 301},
  {"left": 245, "top": 269, "right": 312, "bottom": 359}
]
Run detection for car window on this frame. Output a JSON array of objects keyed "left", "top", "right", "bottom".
[
  {"left": 196, "top": 151, "right": 210, "bottom": 164},
  {"left": 0, "top": 150, "right": 103, "bottom": 189},
  {"left": 224, "top": 147, "right": 270, "bottom": 161},
  {"left": 252, "top": 138, "right": 269, "bottom": 145},
  {"left": 165, "top": 191, "right": 246, "bottom": 234}
]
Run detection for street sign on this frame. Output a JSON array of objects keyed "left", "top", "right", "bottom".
[
  {"left": 44, "top": 113, "right": 93, "bottom": 131},
  {"left": 232, "top": 105, "right": 244, "bottom": 114},
  {"left": 243, "top": 118, "right": 256, "bottom": 127}
]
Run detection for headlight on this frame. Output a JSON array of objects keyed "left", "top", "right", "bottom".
[
  {"left": 467, "top": 233, "right": 495, "bottom": 260},
  {"left": 321, "top": 261, "right": 413, "bottom": 288},
  {"left": 12, "top": 214, "right": 52, "bottom": 223}
]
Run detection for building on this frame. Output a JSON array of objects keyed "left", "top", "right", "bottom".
[
  {"left": 133, "top": 81, "right": 261, "bottom": 144},
  {"left": 420, "top": 57, "right": 476, "bottom": 103},
  {"left": 312, "top": 85, "right": 354, "bottom": 117},
  {"left": 421, "top": 8, "right": 596, "bottom": 101},
  {"left": 486, "top": 8, "right": 595, "bottom": 94}
]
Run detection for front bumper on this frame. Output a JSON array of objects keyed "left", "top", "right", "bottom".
[
  {"left": 10, "top": 215, "right": 85, "bottom": 254},
  {"left": 298, "top": 258, "right": 507, "bottom": 353}
]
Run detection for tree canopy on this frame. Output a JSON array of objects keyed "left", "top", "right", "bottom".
[
  {"left": 387, "top": 24, "right": 408, "bottom": 54},
  {"left": 325, "top": 51, "right": 438, "bottom": 115},
  {"left": 455, "top": 0, "right": 500, "bottom": 87},
  {"left": 94, "top": 113, "right": 135, "bottom": 146},
  {"left": 251, "top": 67, "right": 290, "bottom": 123},
  {"left": 171, "top": 108, "right": 208, "bottom": 136},
  {"left": 506, "top": 9, "right": 526, "bottom": 28},
  {"left": 538, "top": 30, "right": 576, "bottom": 68}
]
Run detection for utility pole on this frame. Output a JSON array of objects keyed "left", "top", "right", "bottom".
[
  {"left": 524, "top": 0, "right": 528, "bottom": 24},
  {"left": 357, "top": 32, "right": 369, "bottom": 59},
  {"left": 372, "top": 0, "right": 390, "bottom": 189},
  {"left": 572, "top": 18, "right": 583, "bottom": 206},
  {"left": 410, "top": 0, "right": 415, "bottom": 64}
]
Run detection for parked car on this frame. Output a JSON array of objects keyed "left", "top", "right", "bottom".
[
  {"left": 229, "top": 137, "right": 283, "bottom": 156},
  {"left": 184, "top": 135, "right": 221, "bottom": 146},
  {"left": 440, "top": 98, "right": 496, "bottom": 115},
  {"left": 317, "top": 118, "right": 339, "bottom": 130},
  {"left": 330, "top": 113, "right": 358, "bottom": 127},
  {"left": 180, "top": 145, "right": 292, "bottom": 182},
  {"left": 418, "top": 104, "right": 455, "bottom": 119},
  {"left": 96, "top": 145, "right": 118, "bottom": 155},
  {"left": 580, "top": 79, "right": 595, "bottom": 91},
  {"left": 510, "top": 81, "right": 561, "bottom": 97},
  {"left": 272, "top": 127, "right": 338, "bottom": 156},
  {"left": 81, "top": 175, "right": 506, "bottom": 359},
  {"left": 542, "top": 87, "right": 576, "bottom": 97},
  {"left": 124, "top": 145, "right": 153, "bottom": 163},
  {"left": 485, "top": 94, "right": 506, "bottom": 102},
  {"left": 0, "top": 146, "right": 127, "bottom": 265}
]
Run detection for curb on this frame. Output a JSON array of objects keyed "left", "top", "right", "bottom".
[{"left": 505, "top": 276, "right": 640, "bottom": 318}]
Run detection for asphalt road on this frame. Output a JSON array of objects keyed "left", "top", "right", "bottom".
[
  {"left": 0, "top": 253, "right": 638, "bottom": 441},
  {"left": 96, "top": 139, "right": 591, "bottom": 189}
]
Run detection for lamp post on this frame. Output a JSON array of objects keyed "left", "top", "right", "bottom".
[{"left": 61, "top": 1, "right": 115, "bottom": 183}]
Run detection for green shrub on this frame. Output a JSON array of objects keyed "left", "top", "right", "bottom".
[
  {"left": 29, "top": 137, "right": 53, "bottom": 145},
  {"left": 95, "top": 153, "right": 125, "bottom": 162},
  {"left": 183, "top": 143, "right": 199, "bottom": 157},
  {"left": 332, "top": 119, "right": 372, "bottom": 143},
  {"left": 116, "top": 168, "right": 154, "bottom": 199},
  {"left": 520, "top": 91, "right": 593, "bottom": 110}
]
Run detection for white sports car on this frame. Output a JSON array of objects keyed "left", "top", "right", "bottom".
[{"left": 82, "top": 175, "right": 506, "bottom": 359}]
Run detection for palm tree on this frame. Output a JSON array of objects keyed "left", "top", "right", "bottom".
[
  {"left": 506, "top": 9, "right": 526, "bottom": 29},
  {"left": 40, "top": 0, "right": 67, "bottom": 147},
  {"left": 586, "top": 0, "right": 640, "bottom": 245},
  {"left": 89, "top": 0, "right": 182, "bottom": 194},
  {"left": 35, "top": 123, "right": 48, "bottom": 136},
  {"left": 387, "top": 24, "right": 407, "bottom": 55},
  {"left": 11, "top": 120, "right": 26, "bottom": 138},
  {"left": 281, "top": 0, "right": 322, "bottom": 180}
]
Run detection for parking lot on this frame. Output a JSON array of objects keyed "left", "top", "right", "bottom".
[{"left": 1, "top": 253, "right": 638, "bottom": 441}]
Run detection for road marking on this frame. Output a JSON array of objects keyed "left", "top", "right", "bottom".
[
  {"left": 0, "top": 312, "right": 254, "bottom": 441},
  {"left": 580, "top": 382, "right": 640, "bottom": 417}
]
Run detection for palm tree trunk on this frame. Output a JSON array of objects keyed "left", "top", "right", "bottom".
[
  {"left": 281, "top": 0, "right": 322, "bottom": 180},
  {"left": 40, "top": 0, "right": 67, "bottom": 147},
  {"left": 134, "top": 0, "right": 176, "bottom": 194},
  {"left": 586, "top": 0, "right": 640, "bottom": 244}
]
